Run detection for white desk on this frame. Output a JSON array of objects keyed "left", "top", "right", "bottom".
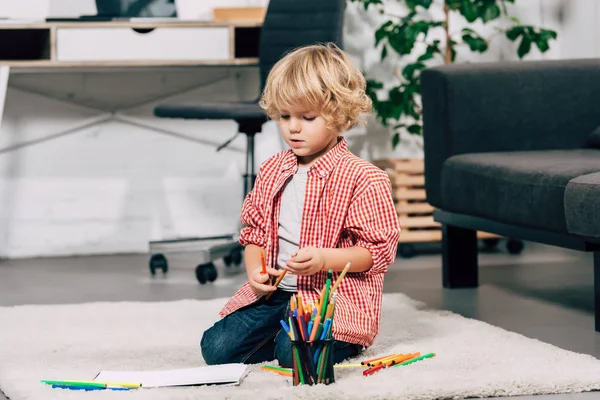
[
  {"left": 0, "top": 20, "right": 261, "bottom": 68},
  {"left": 0, "top": 19, "right": 261, "bottom": 148}
]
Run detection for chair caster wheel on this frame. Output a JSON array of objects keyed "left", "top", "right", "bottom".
[
  {"left": 399, "top": 244, "right": 416, "bottom": 258},
  {"left": 482, "top": 238, "right": 500, "bottom": 250},
  {"left": 196, "top": 263, "right": 218, "bottom": 284},
  {"left": 231, "top": 249, "right": 243, "bottom": 265},
  {"left": 507, "top": 239, "right": 524, "bottom": 254},
  {"left": 224, "top": 249, "right": 243, "bottom": 268},
  {"left": 149, "top": 254, "right": 168, "bottom": 276}
]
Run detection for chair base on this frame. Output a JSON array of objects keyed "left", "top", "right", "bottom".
[
  {"left": 148, "top": 235, "right": 244, "bottom": 283},
  {"left": 149, "top": 235, "right": 241, "bottom": 263}
]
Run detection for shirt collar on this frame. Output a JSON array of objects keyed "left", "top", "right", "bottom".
[{"left": 280, "top": 137, "right": 349, "bottom": 177}]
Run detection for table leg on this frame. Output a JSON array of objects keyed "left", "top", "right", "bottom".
[{"left": 0, "top": 66, "right": 9, "bottom": 130}]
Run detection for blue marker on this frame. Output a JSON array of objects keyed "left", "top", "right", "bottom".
[
  {"left": 280, "top": 319, "right": 290, "bottom": 334},
  {"left": 320, "top": 318, "right": 332, "bottom": 340}
]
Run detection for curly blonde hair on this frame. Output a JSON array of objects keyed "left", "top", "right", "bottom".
[{"left": 259, "top": 42, "right": 372, "bottom": 133}]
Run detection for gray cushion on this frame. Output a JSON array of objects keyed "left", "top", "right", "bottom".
[
  {"left": 440, "top": 149, "right": 600, "bottom": 233},
  {"left": 565, "top": 172, "right": 600, "bottom": 238},
  {"left": 421, "top": 59, "right": 600, "bottom": 208},
  {"left": 154, "top": 101, "right": 266, "bottom": 121}
]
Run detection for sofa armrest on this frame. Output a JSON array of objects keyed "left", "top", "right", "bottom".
[{"left": 421, "top": 58, "right": 600, "bottom": 207}]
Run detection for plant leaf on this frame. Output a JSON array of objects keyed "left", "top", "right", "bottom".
[
  {"left": 534, "top": 36, "right": 550, "bottom": 52},
  {"left": 402, "top": 62, "right": 427, "bottom": 81},
  {"left": 506, "top": 26, "right": 524, "bottom": 41},
  {"left": 459, "top": 1, "right": 479, "bottom": 23},
  {"left": 446, "top": 0, "right": 462, "bottom": 10},
  {"left": 447, "top": 39, "right": 457, "bottom": 62},
  {"left": 375, "top": 20, "right": 393, "bottom": 46},
  {"left": 417, "top": 39, "right": 442, "bottom": 62},
  {"left": 351, "top": 0, "right": 383, "bottom": 10},
  {"left": 481, "top": 3, "right": 500, "bottom": 22},
  {"left": 417, "top": 46, "right": 438, "bottom": 62},
  {"left": 539, "top": 28, "right": 558, "bottom": 41},
  {"left": 388, "top": 24, "right": 419, "bottom": 55},
  {"left": 462, "top": 29, "right": 488, "bottom": 52},
  {"left": 392, "top": 132, "right": 400, "bottom": 149},
  {"left": 407, "top": 124, "right": 422, "bottom": 135},
  {"left": 517, "top": 35, "right": 531, "bottom": 58},
  {"left": 381, "top": 45, "right": 388, "bottom": 60},
  {"left": 406, "top": 0, "right": 434, "bottom": 10}
]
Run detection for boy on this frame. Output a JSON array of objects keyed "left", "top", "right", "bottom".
[{"left": 201, "top": 43, "right": 401, "bottom": 367}]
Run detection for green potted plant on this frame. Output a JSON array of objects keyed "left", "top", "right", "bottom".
[{"left": 352, "top": 0, "right": 557, "bottom": 148}]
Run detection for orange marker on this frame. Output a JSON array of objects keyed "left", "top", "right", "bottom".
[
  {"left": 309, "top": 315, "right": 321, "bottom": 341},
  {"left": 265, "top": 269, "right": 288, "bottom": 301},
  {"left": 368, "top": 353, "right": 405, "bottom": 366},
  {"left": 387, "top": 353, "right": 420, "bottom": 366},
  {"left": 260, "top": 251, "right": 267, "bottom": 275},
  {"left": 361, "top": 354, "right": 395, "bottom": 366},
  {"left": 297, "top": 295, "right": 304, "bottom": 317}
]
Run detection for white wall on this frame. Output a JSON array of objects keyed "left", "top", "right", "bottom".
[{"left": 0, "top": 0, "right": 599, "bottom": 259}]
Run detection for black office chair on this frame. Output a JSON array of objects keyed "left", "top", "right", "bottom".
[{"left": 148, "top": 0, "right": 346, "bottom": 284}]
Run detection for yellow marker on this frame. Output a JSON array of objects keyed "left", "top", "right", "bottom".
[
  {"left": 325, "top": 298, "right": 336, "bottom": 320},
  {"left": 95, "top": 381, "right": 142, "bottom": 389},
  {"left": 329, "top": 261, "right": 351, "bottom": 300},
  {"left": 334, "top": 363, "right": 364, "bottom": 369}
]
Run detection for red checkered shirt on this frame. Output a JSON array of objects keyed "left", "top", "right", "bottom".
[{"left": 219, "top": 138, "right": 401, "bottom": 347}]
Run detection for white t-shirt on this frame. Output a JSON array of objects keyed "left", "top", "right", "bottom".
[{"left": 276, "top": 166, "right": 308, "bottom": 292}]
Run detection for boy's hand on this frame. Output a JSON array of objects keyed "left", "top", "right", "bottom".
[
  {"left": 286, "top": 246, "right": 325, "bottom": 276},
  {"left": 248, "top": 266, "right": 280, "bottom": 297}
]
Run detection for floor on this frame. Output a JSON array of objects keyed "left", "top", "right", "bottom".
[{"left": 1, "top": 241, "right": 600, "bottom": 400}]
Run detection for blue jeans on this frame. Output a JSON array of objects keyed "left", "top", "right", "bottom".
[{"left": 201, "top": 290, "right": 363, "bottom": 367}]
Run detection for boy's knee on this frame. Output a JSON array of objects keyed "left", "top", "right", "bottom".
[
  {"left": 273, "top": 330, "right": 293, "bottom": 368},
  {"left": 201, "top": 327, "right": 236, "bottom": 365},
  {"left": 275, "top": 350, "right": 293, "bottom": 368}
]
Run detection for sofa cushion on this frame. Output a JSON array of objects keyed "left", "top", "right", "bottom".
[
  {"left": 565, "top": 172, "right": 600, "bottom": 238},
  {"left": 440, "top": 149, "right": 600, "bottom": 234}
]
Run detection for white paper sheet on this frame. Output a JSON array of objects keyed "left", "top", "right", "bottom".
[{"left": 95, "top": 364, "right": 248, "bottom": 388}]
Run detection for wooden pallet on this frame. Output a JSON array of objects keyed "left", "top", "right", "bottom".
[{"left": 373, "top": 158, "right": 498, "bottom": 243}]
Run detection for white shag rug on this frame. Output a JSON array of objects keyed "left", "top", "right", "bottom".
[{"left": 2, "top": 293, "right": 600, "bottom": 400}]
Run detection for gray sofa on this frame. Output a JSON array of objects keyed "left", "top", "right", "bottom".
[{"left": 420, "top": 58, "right": 600, "bottom": 329}]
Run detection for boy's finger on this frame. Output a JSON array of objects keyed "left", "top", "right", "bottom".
[
  {"left": 256, "top": 273, "right": 271, "bottom": 284},
  {"left": 290, "top": 253, "right": 312, "bottom": 263},
  {"left": 286, "top": 260, "right": 309, "bottom": 270},
  {"left": 252, "top": 281, "right": 276, "bottom": 292},
  {"left": 266, "top": 267, "right": 282, "bottom": 276}
]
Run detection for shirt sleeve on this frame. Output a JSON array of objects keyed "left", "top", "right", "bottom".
[
  {"left": 239, "top": 170, "right": 267, "bottom": 248},
  {"left": 343, "top": 180, "right": 401, "bottom": 275}
]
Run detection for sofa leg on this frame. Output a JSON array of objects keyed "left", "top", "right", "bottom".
[
  {"left": 595, "top": 251, "right": 600, "bottom": 332},
  {"left": 442, "top": 224, "right": 478, "bottom": 288}
]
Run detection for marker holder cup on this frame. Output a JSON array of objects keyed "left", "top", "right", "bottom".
[{"left": 291, "top": 339, "right": 335, "bottom": 386}]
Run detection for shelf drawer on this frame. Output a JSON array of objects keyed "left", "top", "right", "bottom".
[{"left": 56, "top": 27, "right": 230, "bottom": 62}]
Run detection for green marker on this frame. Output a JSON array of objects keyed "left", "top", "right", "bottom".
[
  {"left": 321, "top": 270, "right": 332, "bottom": 320},
  {"left": 392, "top": 352, "right": 436, "bottom": 367},
  {"left": 41, "top": 380, "right": 106, "bottom": 388},
  {"left": 263, "top": 366, "right": 292, "bottom": 373}
]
